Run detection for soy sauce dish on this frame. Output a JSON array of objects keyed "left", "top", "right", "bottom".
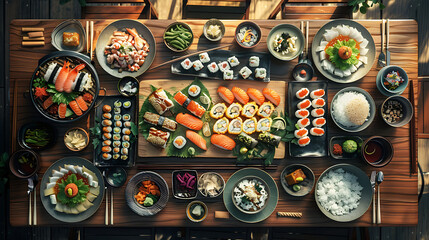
[
  {"left": 186, "top": 201, "right": 208, "bottom": 222},
  {"left": 118, "top": 76, "right": 139, "bottom": 97},
  {"left": 106, "top": 167, "right": 127, "bottom": 187},
  {"left": 361, "top": 136, "right": 393, "bottom": 167}
]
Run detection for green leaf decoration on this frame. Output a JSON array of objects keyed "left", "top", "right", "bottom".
[
  {"left": 56, "top": 173, "right": 90, "bottom": 207},
  {"left": 92, "top": 138, "right": 100, "bottom": 149},
  {"left": 46, "top": 83, "right": 79, "bottom": 105},
  {"left": 325, "top": 39, "right": 361, "bottom": 70}
]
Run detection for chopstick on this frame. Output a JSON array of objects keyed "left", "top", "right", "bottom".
[
  {"left": 110, "top": 188, "right": 114, "bottom": 225},
  {"left": 137, "top": 164, "right": 278, "bottom": 170},
  {"left": 90, "top": 21, "right": 94, "bottom": 61},
  {"left": 86, "top": 21, "right": 89, "bottom": 54},
  {"left": 306, "top": 21, "right": 309, "bottom": 56},
  {"left": 28, "top": 194, "right": 32, "bottom": 225},
  {"left": 33, "top": 189, "right": 37, "bottom": 225},
  {"left": 410, "top": 79, "right": 417, "bottom": 174},
  {"left": 105, "top": 187, "right": 109, "bottom": 225}
]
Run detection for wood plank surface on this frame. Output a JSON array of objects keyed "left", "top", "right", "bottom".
[
  {"left": 138, "top": 80, "right": 286, "bottom": 159},
  {"left": 8, "top": 19, "right": 418, "bottom": 227}
]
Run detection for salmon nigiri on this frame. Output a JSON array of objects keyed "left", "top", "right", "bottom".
[
  {"left": 55, "top": 61, "right": 71, "bottom": 92},
  {"left": 186, "top": 130, "right": 207, "bottom": 150},
  {"left": 217, "top": 86, "right": 234, "bottom": 104},
  {"left": 75, "top": 96, "right": 88, "bottom": 111},
  {"left": 176, "top": 113, "right": 203, "bottom": 130},
  {"left": 211, "top": 134, "right": 236, "bottom": 150},
  {"left": 58, "top": 103, "right": 67, "bottom": 119},
  {"left": 247, "top": 88, "right": 265, "bottom": 105},
  {"left": 262, "top": 88, "right": 281, "bottom": 106},
  {"left": 63, "top": 64, "right": 85, "bottom": 93},
  {"left": 69, "top": 100, "right": 83, "bottom": 116},
  {"left": 231, "top": 87, "right": 249, "bottom": 105}
]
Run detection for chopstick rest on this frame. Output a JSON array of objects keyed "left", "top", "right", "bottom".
[
  {"left": 214, "top": 211, "right": 229, "bottom": 219},
  {"left": 23, "top": 36, "right": 45, "bottom": 41},
  {"left": 28, "top": 32, "right": 44, "bottom": 38},
  {"left": 22, "top": 41, "right": 45, "bottom": 47},
  {"left": 277, "top": 212, "right": 302, "bottom": 218},
  {"left": 22, "top": 27, "right": 44, "bottom": 32}
]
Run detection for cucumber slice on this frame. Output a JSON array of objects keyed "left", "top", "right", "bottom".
[{"left": 65, "top": 107, "right": 74, "bottom": 117}]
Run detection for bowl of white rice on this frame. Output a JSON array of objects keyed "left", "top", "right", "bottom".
[
  {"left": 330, "top": 87, "right": 376, "bottom": 132},
  {"left": 231, "top": 176, "right": 270, "bottom": 214},
  {"left": 315, "top": 164, "right": 373, "bottom": 222}
]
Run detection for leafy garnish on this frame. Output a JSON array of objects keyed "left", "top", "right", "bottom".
[
  {"left": 46, "top": 83, "right": 79, "bottom": 105},
  {"left": 56, "top": 174, "right": 89, "bottom": 207},
  {"left": 33, "top": 77, "right": 47, "bottom": 88},
  {"left": 325, "top": 39, "right": 360, "bottom": 70}
]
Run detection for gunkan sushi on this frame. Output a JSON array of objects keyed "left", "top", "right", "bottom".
[
  {"left": 310, "top": 89, "right": 325, "bottom": 99},
  {"left": 312, "top": 117, "right": 326, "bottom": 127},
  {"left": 297, "top": 118, "right": 310, "bottom": 128},
  {"left": 296, "top": 88, "right": 309, "bottom": 99},
  {"left": 249, "top": 56, "right": 260, "bottom": 67},
  {"left": 294, "top": 128, "right": 309, "bottom": 138},
  {"left": 297, "top": 99, "right": 311, "bottom": 109},
  {"left": 310, "top": 127, "right": 325, "bottom": 136},
  {"left": 295, "top": 109, "right": 310, "bottom": 119},
  {"left": 311, "top": 98, "right": 325, "bottom": 108},
  {"left": 298, "top": 136, "right": 311, "bottom": 147},
  {"left": 311, "top": 108, "right": 325, "bottom": 117}
]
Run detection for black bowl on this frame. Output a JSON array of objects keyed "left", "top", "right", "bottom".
[
  {"left": 235, "top": 21, "right": 262, "bottom": 49},
  {"left": 105, "top": 167, "right": 127, "bottom": 187},
  {"left": 18, "top": 122, "right": 56, "bottom": 151},
  {"left": 9, "top": 149, "right": 39, "bottom": 178},
  {"left": 280, "top": 164, "right": 315, "bottom": 197}
]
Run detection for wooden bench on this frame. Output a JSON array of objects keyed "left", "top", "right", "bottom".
[
  {"left": 183, "top": 0, "right": 250, "bottom": 19},
  {"left": 269, "top": 0, "right": 351, "bottom": 20},
  {"left": 82, "top": 0, "right": 158, "bottom": 19},
  {"left": 418, "top": 77, "right": 429, "bottom": 138}
]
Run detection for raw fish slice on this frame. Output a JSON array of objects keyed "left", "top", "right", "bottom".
[
  {"left": 186, "top": 130, "right": 207, "bottom": 150},
  {"left": 334, "top": 69, "right": 344, "bottom": 77},
  {"left": 359, "top": 56, "right": 368, "bottom": 64},
  {"left": 359, "top": 47, "right": 369, "bottom": 56},
  {"left": 217, "top": 86, "right": 234, "bottom": 104},
  {"left": 246, "top": 88, "right": 265, "bottom": 105},
  {"left": 211, "top": 134, "right": 236, "bottom": 150},
  {"left": 231, "top": 87, "right": 249, "bottom": 105},
  {"left": 323, "top": 29, "right": 339, "bottom": 41},
  {"left": 262, "top": 88, "right": 281, "bottom": 106},
  {"left": 320, "top": 41, "right": 328, "bottom": 47},
  {"left": 356, "top": 61, "right": 363, "bottom": 69},
  {"left": 349, "top": 65, "right": 358, "bottom": 73},
  {"left": 343, "top": 69, "right": 352, "bottom": 76},
  {"left": 349, "top": 27, "right": 361, "bottom": 40},
  {"left": 316, "top": 46, "right": 325, "bottom": 52},
  {"left": 360, "top": 39, "right": 369, "bottom": 48},
  {"left": 176, "top": 113, "right": 203, "bottom": 130},
  {"left": 320, "top": 51, "right": 326, "bottom": 61}
]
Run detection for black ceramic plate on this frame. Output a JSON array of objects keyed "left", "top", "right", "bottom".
[
  {"left": 329, "top": 136, "right": 363, "bottom": 159},
  {"left": 172, "top": 170, "right": 198, "bottom": 200},
  {"left": 93, "top": 95, "right": 136, "bottom": 167},
  {"left": 171, "top": 50, "right": 271, "bottom": 82},
  {"left": 51, "top": 19, "right": 86, "bottom": 52},
  {"left": 40, "top": 157, "right": 104, "bottom": 223},
  {"left": 18, "top": 122, "right": 56, "bottom": 151},
  {"left": 280, "top": 164, "right": 315, "bottom": 197},
  {"left": 288, "top": 81, "right": 328, "bottom": 157}
]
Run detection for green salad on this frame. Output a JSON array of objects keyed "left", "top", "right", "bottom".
[
  {"left": 56, "top": 174, "right": 89, "bottom": 207},
  {"left": 325, "top": 39, "right": 360, "bottom": 70}
]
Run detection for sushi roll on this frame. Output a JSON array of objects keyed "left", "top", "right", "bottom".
[
  {"left": 296, "top": 88, "right": 310, "bottom": 99},
  {"left": 148, "top": 88, "right": 174, "bottom": 115},
  {"left": 237, "top": 132, "right": 258, "bottom": 148},
  {"left": 210, "top": 103, "right": 227, "bottom": 119},
  {"left": 122, "top": 135, "right": 130, "bottom": 142},
  {"left": 262, "top": 88, "right": 281, "bottom": 106},
  {"left": 255, "top": 68, "right": 267, "bottom": 80},
  {"left": 71, "top": 71, "right": 92, "bottom": 92},
  {"left": 223, "top": 70, "right": 233, "bottom": 80},
  {"left": 228, "top": 56, "right": 240, "bottom": 67},
  {"left": 113, "top": 154, "right": 120, "bottom": 160},
  {"left": 121, "top": 148, "right": 129, "bottom": 155},
  {"left": 124, "top": 121, "right": 131, "bottom": 128},
  {"left": 228, "top": 117, "right": 243, "bottom": 134},
  {"left": 297, "top": 118, "right": 311, "bottom": 128},
  {"left": 102, "top": 140, "right": 111, "bottom": 146},
  {"left": 114, "top": 100, "right": 122, "bottom": 108},
  {"left": 113, "top": 147, "right": 120, "bottom": 154},
  {"left": 114, "top": 121, "right": 122, "bottom": 127},
  {"left": 294, "top": 128, "right": 309, "bottom": 138},
  {"left": 102, "top": 126, "right": 112, "bottom": 133},
  {"left": 176, "top": 113, "right": 203, "bottom": 131},
  {"left": 174, "top": 91, "right": 206, "bottom": 118},
  {"left": 258, "top": 132, "right": 281, "bottom": 147},
  {"left": 113, "top": 127, "right": 121, "bottom": 134},
  {"left": 247, "top": 88, "right": 265, "bottom": 105},
  {"left": 102, "top": 120, "right": 112, "bottom": 126},
  {"left": 199, "top": 52, "right": 210, "bottom": 63},
  {"left": 213, "top": 117, "right": 229, "bottom": 134},
  {"left": 181, "top": 58, "right": 193, "bottom": 70},
  {"left": 103, "top": 105, "right": 112, "bottom": 113},
  {"left": 257, "top": 102, "right": 275, "bottom": 118},
  {"left": 239, "top": 66, "right": 252, "bottom": 79},
  {"left": 121, "top": 155, "right": 128, "bottom": 160},
  {"left": 226, "top": 103, "right": 242, "bottom": 119},
  {"left": 193, "top": 60, "right": 204, "bottom": 71},
  {"left": 218, "top": 61, "right": 230, "bottom": 72},
  {"left": 188, "top": 85, "right": 201, "bottom": 97},
  {"left": 241, "top": 102, "right": 258, "bottom": 118},
  {"left": 310, "top": 89, "right": 325, "bottom": 99},
  {"left": 312, "top": 117, "right": 326, "bottom": 127},
  {"left": 114, "top": 107, "right": 121, "bottom": 114},
  {"left": 295, "top": 109, "right": 309, "bottom": 119},
  {"left": 123, "top": 101, "right": 131, "bottom": 108},
  {"left": 44, "top": 62, "right": 61, "bottom": 84},
  {"left": 298, "top": 136, "right": 311, "bottom": 147},
  {"left": 311, "top": 108, "right": 325, "bottom": 117},
  {"left": 102, "top": 146, "right": 112, "bottom": 153},
  {"left": 173, "top": 136, "right": 187, "bottom": 149},
  {"left": 122, "top": 128, "right": 131, "bottom": 135},
  {"left": 256, "top": 118, "right": 272, "bottom": 132},
  {"left": 113, "top": 134, "right": 121, "bottom": 141},
  {"left": 311, "top": 98, "right": 325, "bottom": 108},
  {"left": 103, "top": 113, "right": 112, "bottom": 119},
  {"left": 297, "top": 99, "right": 311, "bottom": 109},
  {"left": 114, "top": 114, "right": 122, "bottom": 121},
  {"left": 211, "top": 134, "right": 236, "bottom": 151},
  {"left": 208, "top": 62, "right": 219, "bottom": 73},
  {"left": 122, "top": 114, "right": 131, "bottom": 121},
  {"left": 249, "top": 56, "right": 260, "bottom": 67},
  {"left": 102, "top": 153, "right": 112, "bottom": 160},
  {"left": 310, "top": 127, "right": 325, "bottom": 136},
  {"left": 122, "top": 141, "right": 130, "bottom": 148},
  {"left": 231, "top": 87, "right": 249, "bottom": 105},
  {"left": 217, "top": 86, "right": 234, "bottom": 104},
  {"left": 143, "top": 112, "right": 177, "bottom": 131},
  {"left": 243, "top": 118, "right": 257, "bottom": 134},
  {"left": 113, "top": 140, "right": 121, "bottom": 148}
]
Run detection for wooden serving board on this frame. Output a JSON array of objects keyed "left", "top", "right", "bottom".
[{"left": 138, "top": 79, "right": 287, "bottom": 159}]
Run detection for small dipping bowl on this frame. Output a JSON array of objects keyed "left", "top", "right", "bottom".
[
  {"left": 361, "top": 136, "right": 394, "bottom": 167},
  {"left": 172, "top": 170, "right": 198, "bottom": 199},
  {"left": 118, "top": 76, "right": 139, "bottom": 97},
  {"left": 105, "top": 167, "right": 128, "bottom": 187},
  {"left": 64, "top": 127, "right": 89, "bottom": 152},
  {"left": 18, "top": 122, "right": 56, "bottom": 151},
  {"left": 280, "top": 164, "right": 315, "bottom": 197},
  {"left": 203, "top": 19, "right": 225, "bottom": 42},
  {"left": 292, "top": 62, "right": 314, "bottom": 81},
  {"left": 9, "top": 149, "right": 39, "bottom": 179},
  {"left": 380, "top": 95, "right": 413, "bottom": 128},
  {"left": 163, "top": 22, "right": 194, "bottom": 52},
  {"left": 380, "top": 66, "right": 409, "bottom": 94},
  {"left": 235, "top": 21, "right": 262, "bottom": 49},
  {"left": 197, "top": 172, "right": 225, "bottom": 198},
  {"left": 186, "top": 200, "right": 208, "bottom": 223}
]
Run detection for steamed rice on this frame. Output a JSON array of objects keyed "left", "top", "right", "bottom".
[
  {"left": 316, "top": 168, "right": 363, "bottom": 216},
  {"left": 233, "top": 178, "right": 268, "bottom": 212},
  {"left": 332, "top": 91, "right": 370, "bottom": 127}
]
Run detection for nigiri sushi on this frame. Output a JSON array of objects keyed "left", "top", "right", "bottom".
[
  {"left": 247, "top": 88, "right": 265, "bottom": 105},
  {"left": 262, "top": 88, "right": 281, "bottom": 106},
  {"left": 241, "top": 102, "right": 258, "bottom": 118},
  {"left": 213, "top": 117, "right": 229, "bottom": 134},
  {"left": 312, "top": 98, "right": 325, "bottom": 108},
  {"left": 298, "top": 136, "right": 311, "bottom": 147},
  {"left": 174, "top": 91, "right": 206, "bottom": 118},
  {"left": 312, "top": 117, "right": 326, "bottom": 127},
  {"left": 226, "top": 103, "right": 242, "bottom": 119},
  {"left": 257, "top": 102, "right": 275, "bottom": 118},
  {"left": 243, "top": 118, "right": 257, "bottom": 134},
  {"left": 148, "top": 88, "right": 174, "bottom": 115},
  {"left": 296, "top": 88, "right": 309, "bottom": 99},
  {"left": 294, "top": 128, "right": 309, "bottom": 138},
  {"left": 231, "top": 87, "right": 249, "bottom": 105},
  {"left": 211, "top": 134, "right": 236, "bottom": 150},
  {"left": 186, "top": 130, "right": 207, "bottom": 150},
  {"left": 311, "top": 108, "right": 325, "bottom": 117},
  {"left": 295, "top": 109, "right": 310, "bottom": 119},
  {"left": 228, "top": 117, "right": 243, "bottom": 134},
  {"left": 176, "top": 113, "right": 203, "bottom": 130},
  {"left": 217, "top": 86, "right": 234, "bottom": 104},
  {"left": 210, "top": 103, "right": 227, "bottom": 119},
  {"left": 310, "top": 127, "right": 325, "bottom": 136},
  {"left": 147, "top": 127, "right": 170, "bottom": 148},
  {"left": 310, "top": 89, "right": 325, "bottom": 99},
  {"left": 297, "top": 118, "right": 310, "bottom": 128},
  {"left": 173, "top": 136, "right": 187, "bottom": 149},
  {"left": 297, "top": 99, "right": 311, "bottom": 109}
]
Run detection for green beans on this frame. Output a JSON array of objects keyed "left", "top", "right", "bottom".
[
  {"left": 24, "top": 128, "right": 50, "bottom": 147},
  {"left": 164, "top": 24, "right": 193, "bottom": 51}
]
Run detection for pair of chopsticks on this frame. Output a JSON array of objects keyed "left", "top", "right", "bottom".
[
  {"left": 410, "top": 79, "right": 418, "bottom": 174},
  {"left": 105, "top": 187, "right": 114, "bottom": 225},
  {"left": 86, "top": 21, "right": 94, "bottom": 61},
  {"left": 29, "top": 189, "right": 37, "bottom": 225}
]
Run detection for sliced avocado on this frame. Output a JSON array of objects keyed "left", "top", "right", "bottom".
[{"left": 65, "top": 108, "right": 74, "bottom": 118}]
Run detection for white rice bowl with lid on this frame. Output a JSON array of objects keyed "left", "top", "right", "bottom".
[{"left": 332, "top": 91, "right": 370, "bottom": 127}]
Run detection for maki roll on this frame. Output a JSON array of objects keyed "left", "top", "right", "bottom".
[
  {"left": 148, "top": 88, "right": 174, "bottom": 115},
  {"left": 102, "top": 120, "right": 112, "bottom": 126},
  {"left": 113, "top": 141, "right": 121, "bottom": 148},
  {"left": 124, "top": 121, "right": 132, "bottom": 128},
  {"left": 208, "top": 62, "right": 219, "bottom": 73},
  {"left": 298, "top": 136, "right": 311, "bottom": 147},
  {"left": 294, "top": 128, "right": 309, "bottom": 138},
  {"left": 228, "top": 117, "right": 243, "bottom": 134},
  {"left": 143, "top": 112, "right": 177, "bottom": 131},
  {"left": 121, "top": 155, "right": 128, "bottom": 160},
  {"left": 114, "top": 100, "right": 122, "bottom": 108},
  {"left": 312, "top": 117, "right": 326, "bottom": 127},
  {"left": 249, "top": 56, "right": 260, "bottom": 67},
  {"left": 296, "top": 88, "right": 309, "bottom": 99},
  {"left": 258, "top": 132, "right": 281, "bottom": 147},
  {"left": 114, "top": 107, "right": 121, "bottom": 114},
  {"left": 243, "top": 118, "right": 257, "bottom": 134},
  {"left": 223, "top": 70, "right": 233, "bottom": 80},
  {"left": 174, "top": 91, "right": 206, "bottom": 118},
  {"left": 241, "top": 102, "right": 258, "bottom": 118},
  {"left": 102, "top": 140, "right": 111, "bottom": 146},
  {"left": 113, "top": 147, "right": 120, "bottom": 154},
  {"left": 43, "top": 63, "right": 61, "bottom": 84},
  {"left": 122, "top": 135, "right": 130, "bottom": 142},
  {"left": 312, "top": 98, "right": 325, "bottom": 108},
  {"left": 122, "top": 141, "right": 130, "bottom": 148},
  {"left": 147, "top": 127, "right": 169, "bottom": 148},
  {"left": 239, "top": 66, "right": 252, "bottom": 79},
  {"left": 113, "top": 134, "right": 121, "bottom": 141},
  {"left": 173, "top": 136, "right": 187, "bottom": 149},
  {"left": 102, "top": 153, "right": 112, "bottom": 160},
  {"left": 227, "top": 56, "right": 240, "bottom": 67},
  {"left": 237, "top": 132, "right": 258, "bottom": 148},
  {"left": 181, "top": 58, "right": 192, "bottom": 70},
  {"left": 123, "top": 114, "right": 131, "bottom": 121},
  {"left": 102, "top": 146, "right": 112, "bottom": 153},
  {"left": 218, "top": 61, "right": 230, "bottom": 72},
  {"left": 103, "top": 113, "right": 112, "bottom": 119},
  {"left": 311, "top": 108, "right": 325, "bottom": 117},
  {"left": 210, "top": 103, "right": 227, "bottom": 119},
  {"left": 213, "top": 117, "right": 229, "bottom": 134},
  {"left": 297, "top": 118, "right": 310, "bottom": 128},
  {"left": 193, "top": 60, "right": 204, "bottom": 71},
  {"left": 121, "top": 148, "right": 129, "bottom": 155},
  {"left": 257, "top": 102, "right": 275, "bottom": 118},
  {"left": 188, "top": 85, "right": 201, "bottom": 97},
  {"left": 310, "top": 127, "right": 325, "bottom": 136},
  {"left": 122, "top": 128, "right": 131, "bottom": 135},
  {"left": 102, "top": 126, "right": 112, "bottom": 133},
  {"left": 295, "top": 109, "right": 309, "bottom": 119},
  {"left": 256, "top": 117, "right": 272, "bottom": 132},
  {"left": 113, "top": 127, "right": 121, "bottom": 134},
  {"left": 112, "top": 154, "right": 120, "bottom": 160},
  {"left": 199, "top": 52, "right": 210, "bottom": 63},
  {"left": 103, "top": 105, "right": 112, "bottom": 113},
  {"left": 114, "top": 121, "right": 122, "bottom": 127},
  {"left": 103, "top": 133, "right": 112, "bottom": 140},
  {"left": 297, "top": 99, "right": 311, "bottom": 109},
  {"left": 114, "top": 114, "right": 122, "bottom": 121},
  {"left": 226, "top": 103, "right": 242, "bottom": 119},
  {"left": 310, "top": 89, "right": 325, "bottom": 99},
  {"left": 123, "top": 101, "right": 131, "bottom": 108},
  {"left": 255, "top": 68, "right": 266, "bottom": 80}
]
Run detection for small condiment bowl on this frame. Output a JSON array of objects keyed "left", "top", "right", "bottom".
[
  {"left": 118, "top": 76, "right": 139, "bottom": 97},
  {"left": 231, "top": 176, "right": 270, "bottom": 215},
  {"left": 380, "top": 66, "right": 408, "bottom": 94},
  {"left": 163, "top": 22, "right": 194, "bottom": 52},
  {"left": 197, "top": 172, "right": 225, "bottom": 198},
  {"left": 105, "top": 167, "right": 128, "bottom": 187},
  {"left": 64, "top": 127, "right": 89, "bottom": 152},
  {"left": 9, "top": 149, "right": 39, "bottom": 179},
  {"left": 186, "top": 200, "right": 208, "bottom": 223},
  {"left": 18, "top": 122, "right": 56, "bottom": 151},
  {"left": 235, "top": 21, "right": 262, "bottom": 49},
  {"left": 172, "top": 170, "right": 198, "bottom": 199},
  {"left": 361, "top": 136, "right": 394, "bottom": 168},
  {"left": 280, "top": 164, "right": 315, "bottom": 197},
  {"left": 203, "top": 19, "right": 225, "bottom": 42},
  {"left": 380, "top": 95, "right": 413, "bottom": 128}
]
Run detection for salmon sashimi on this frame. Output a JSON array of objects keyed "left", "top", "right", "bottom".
[
  {"left": 58, "top": 103, "right": 67, "bottom": 119},
  {"left": 63, "top": 64, "right": 85, "bottom": 93},
  {"left": 262, "top": 88, "right": 281, "bottom": 106},
  {"left": 211, "top": 134, "right": 236, "bottom": 150},
  {"left": 69, "top": 100, "right": 83, "bottom": 116},
  {"left": 247, "top": 88, "right": 265, "bottom": 105},
  {"left": 185, "top": 130, "right": 207, "bottom": 150},
  {"left": 176, "top": 113, "right": 203, "bottom": 130},
  {"left": 75, "top": 96, "right": 88, "bottom": 111},
  {"left": 174, "top": 91, "right": 206, "bottom": 118},
  {"left": 55, "top": 61, "right": 71, "bottom": 92},
  {"left": 43, "top": 96, "right": 54, "bottom": 110},
  {"left": 217, "top": 86, "right": 234, "bottom": 104},
  {"left": 231, "top": 87, "right": 249, "bottom": 105}
]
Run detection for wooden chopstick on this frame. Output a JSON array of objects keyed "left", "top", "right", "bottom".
[
  {"left": 137, "top": 164, "right": 277, "bottom": 170},
  {"left": 28, "top": 194, "right": 32, "bottom": 225},
  {"left": 410, "top": 79, "right": 417, "bottom": 174},
  {"left": 110, "top": 188, "right": 114, "bottom": 225},
  {"left": 105, "top": 187, "right": 108, "bottom": 225},
  {"left": 86, "top": 21, "right": 89, "bottom": 54},
  {"left": 90, "top": 21, "right": 94, "bottom": 61},
  {"left": 33, "top": 189, "right": 37, "bottom": 225}
]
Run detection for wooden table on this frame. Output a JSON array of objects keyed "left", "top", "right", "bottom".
[{"left": 9, "top": 19, "right": 419, "bottom": 227}]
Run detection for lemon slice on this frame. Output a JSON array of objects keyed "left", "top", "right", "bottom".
[
  {"left": 200, "top": 94, "right": 210, "bottom": 105},
  {"left": 202, "top": 122, "right": 211, "bottom": 137},
  {"left": 272, "top": 117, "right": 286, "bottom": 130}
]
